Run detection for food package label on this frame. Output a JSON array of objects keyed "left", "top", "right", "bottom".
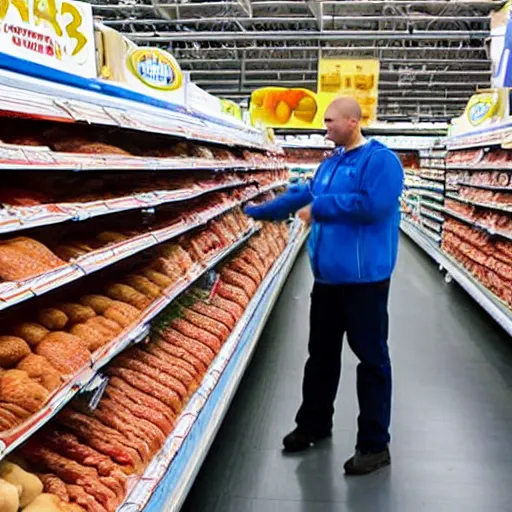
[
  {"left": 317, "top": 58, "right": 380, "bottom": 128},
  {"left": 0, "top": 0, "right": 96, "bottom": 77},
  {"left": 249, "top": 59, "right": 379, "bottom": 129}
]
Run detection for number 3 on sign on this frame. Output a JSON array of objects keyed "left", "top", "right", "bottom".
[{"left": 0, "top": 0, "right": 87, "bottom": 56}]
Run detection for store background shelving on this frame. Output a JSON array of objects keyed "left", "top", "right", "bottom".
[{"left": 399, "top": 122, "right": 511, "bottom": 336}]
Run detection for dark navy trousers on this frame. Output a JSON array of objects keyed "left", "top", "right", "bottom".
[{"left": 295, "top": 279, "right": 392, "bottom": 453}]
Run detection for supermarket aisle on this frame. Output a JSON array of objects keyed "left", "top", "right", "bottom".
[{"left": 182, "top": 235, "right": 512, "bottom": 512}]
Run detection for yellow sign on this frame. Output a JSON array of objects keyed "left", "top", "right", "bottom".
[
  {"left": 249, "top": 59, "right": 379, "bottom": 129},
  {"left": 249, "top": 87, "right": 321, "bottom": 129},
  {"left": 220, "top": 99, "right": 242, "bottom": 121},
  {"left": 465, "top": 92, "right": 499, "bottom": 126},
  {"left": 0, "top": 0, "right": 96, "bottom": 77},
  {"left": 317, "top": 58, "right": 380, "bottom": 127},
  {"left": 126, "top": 47, "right": 183, "bottom": 91},
  {"left": 450, "top": 88, "right": 508, "bottom": 136}
]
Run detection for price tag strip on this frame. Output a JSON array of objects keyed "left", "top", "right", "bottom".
[{"left": 0, "top": 176, "right": 276, "bottom": 236}]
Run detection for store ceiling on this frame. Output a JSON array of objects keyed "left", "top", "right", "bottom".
[{"left": 92, "top": 0, "right": 503, "bottom": 123}]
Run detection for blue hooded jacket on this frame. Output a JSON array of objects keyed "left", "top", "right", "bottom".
[{"left": 245, "top": 139, "right": 404, "bottom": 284}]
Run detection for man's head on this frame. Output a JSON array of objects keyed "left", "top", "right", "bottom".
[{"left": 324, "top": 97, "right": 362, "bottom": 147}]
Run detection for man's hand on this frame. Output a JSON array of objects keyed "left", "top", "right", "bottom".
[{"left": 298, "top": 205, "right": 312, "bottom": 226}]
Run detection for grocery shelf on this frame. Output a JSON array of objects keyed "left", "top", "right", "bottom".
[
  {"left": 0, "top": 181, "right": 287, "bottom": 311},
  {"left": 419, "top": 174, "right": 445, "bottom": 183},
  {"left": 445, "top": 122, "right": 512, "bottom": 150},
  {"left": 0, "top": 64, "right": 275, "bottom": 151},
  {"left": 445, "top": 164, "right": 512, "bottom": 171},
  {"left": 442, "top": 207, "right": 512, "bottom": 242},
  {"left": 421, "top": 165, "right": 447, "bottom": 171},
  {"left": 420, "top": 207, "right": 445, "bottom": 224},
  {"left": 445, "top": 193, "right": 512, "bottom": 214},
  {"left": 422, "top": 200, "right": 445, "bottom": 212},
  {"left": 401, "top": 220, "right": 512, "bottom": 336},
  {"left": 402, "top": 217, "right": 441, "bottom": 243},
  {"left": 0, "top": 222, "right": 265, "bottom": 459},
  {"left": 406, "top": 184, "right": 444, "bottom": 193},
  {"left": 0, "top": 144, "right": 283, "bottom": 173},
  {"left": 457, "top": 182, "right": 512, "bottom": 192},
  {"left": 0, "top": 176, "right": 262, "bottom": 235},
  {"left": 125, "top": 223, "right": 308, "bottom": 512},
  {"left": 405, "top": 190, "right": 444, "bottom": 202}
]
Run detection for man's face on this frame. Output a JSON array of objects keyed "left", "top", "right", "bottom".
[{"left": 324, "top": 107, "right": 357, "bottom": 146}]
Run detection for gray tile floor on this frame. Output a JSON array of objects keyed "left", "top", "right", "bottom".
[{"left": 181, "top": 236, "right": 512, "bottom": 512}]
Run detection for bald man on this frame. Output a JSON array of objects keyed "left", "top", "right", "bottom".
[{"left": 244, "top": 97, "right": 404, "bottom": 475}]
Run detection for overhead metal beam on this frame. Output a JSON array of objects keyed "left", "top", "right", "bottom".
[
  {"left": 92, "top": 0, "right": 499, "bottom": 11},
  {"left": 307, "top": 0, "right": 324, "bottom": 31},
  {"left": 128, "top": 30, "right": 489, "bottom": 42},
  {"left": 172, "top": 46, "right": 487, "bottom": 54},
  {"left": 187, "top": 69, "right": 491, "bottom": 78},
  {"left": 103, "top": 15, "right": 491, "bottom": 26},
  {"left": 321, "top": 0, "right": 501, "bottom": 7},
  {"left": 379, "top": 97, "right": 469, "bottom": 103},
  {"left": 177, "top": 57, "right": 491, "bottom": 66}
]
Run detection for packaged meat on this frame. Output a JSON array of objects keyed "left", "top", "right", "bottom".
[
  {"left": 143, "top": 344, "right": 199, "bottom": 379},
  {"left": 104, "top": 386, "right": 174, "bottom": 435},
  {"left": 38, "top": 474, "right": 69, "bottom": 502},
  {"left": 188, "top": 301, "right": 236, "bottom": 329},
  {"left": 36, "top": 333, "right": 90, "bottom": 374},
  {"left": 105, "top": 284, "right": 150, "bottom": 310},
  {"left": 108, "top": 376, "right": 176, "bottom": 423},
  {"left": 141, "top": 270, "right": 173, "bottom": 289},
  {"left": 159, "top": 329, "right": 215, "bottom": 367},
  {"left": 102, "top": 302, "right": 140, "bottom": 328},
  {"left": 0, "top": 336, "right": 31, "bottom": 367},
  {"left": 0, "top": 245, "right": 49, "bottom": 281},
  {"left": 70, "top": 323, "right": 111, "bottom": 353},
  {"left": 12, "top": 323, "right": 50, "bottom": 347},
  {"left": 219, "top": 268, "right": 257, "bottom": 296},
  {"left": 57, "top": 410, "right": 142, "bottom": 472},
  {"left": 216, "top": 281, "right": 250, "bottom": 308},
  {"left": 211, "top": 295, "right": 244, "bottom": 320},
  {"left": 171, "top": 318, "right": 222, "bottom": 353},
  {"left": 0, "top": 369, "right": 49, "bottom": 413},
  {"left": 107, "top": 367, "right": 182, "bottom": 414},
  {"left": 123, "top": 275, "right": 162, "bottom": 299},
  {"left": 37, "top": 308, "right": 69, "bottom": 331},
  {"left": 112, "top": 356, "right": 188, "bottom": 402},
  {"left": 17, "top": 354, "right": 62, "bottom": 392},
  {"left": 180, "top": 308, "right": 230, "bottom": 342},
  {"left": 96, "top": 232, "right": 129, "bottom": 245},
  {"left": 150, "top": 339, "right": 207, "bottom": 375},
  {"left": 5, "top": 238, "right": 64, "bottom": 270},
  {"left": 66, "top": 484, "right": 108, "bottom": 512},
  {"left": 58, "top": 304, "right": 96, "bottom": 325},
  {"left": 226, "top": 258, "right": 262, "bottom": 285},
  {"left": 80, "top": 295, "right": 114, "bottom": 314}
]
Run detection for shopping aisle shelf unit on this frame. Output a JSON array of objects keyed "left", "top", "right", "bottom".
[
  {"left": 401, "top": 121, "right": 512, "bottom": 335},
  {"left": 0, "top": 44, "right": 308, "bottom": 512}
]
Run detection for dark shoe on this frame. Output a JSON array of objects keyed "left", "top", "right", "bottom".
[
  {"left": 344, "top": 446, "right": 391, "bottom": 475},
  {"left": 282, "top": 428, "right": 332, "bottom": 453}
]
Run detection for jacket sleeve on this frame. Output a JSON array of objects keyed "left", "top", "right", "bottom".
[
  {"left": 244, "top": 183, "right": 313, "bottom": 221},
  {"left": 311, "top": 149, "right": 404, "bottom": 224}
]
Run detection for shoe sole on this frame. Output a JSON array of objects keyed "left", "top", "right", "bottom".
[
  {"left": 282, "top": 433, "right": 332, "bottom": 453},
  {"left": 344, "top": 458, "right": 391, "bottom": 476}
]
